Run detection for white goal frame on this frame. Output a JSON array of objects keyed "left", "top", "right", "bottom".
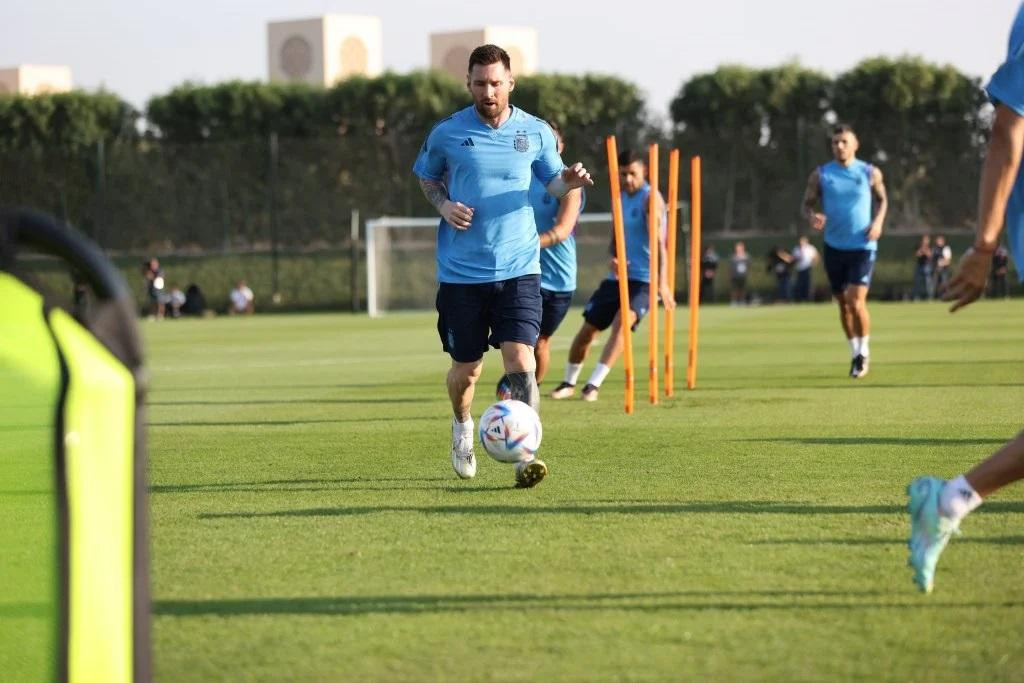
[{"left": 365, "top": 212, "right": 613, "bottom": 317}]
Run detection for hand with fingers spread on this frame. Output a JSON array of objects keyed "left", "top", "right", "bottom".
[
  {"left": 441, "top": 200, "right": 475, "bottom": 230},
  {"left": 942, "top": 247, "right": 994, "bottom": 312}
]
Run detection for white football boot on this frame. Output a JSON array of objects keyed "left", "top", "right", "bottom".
[{"left": 450, "top": 418, "right": 477, "bottom": 479}]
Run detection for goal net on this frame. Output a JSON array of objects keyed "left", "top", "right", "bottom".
[{"left": 366, "top": 213, "right": 635, "bottom": 316}]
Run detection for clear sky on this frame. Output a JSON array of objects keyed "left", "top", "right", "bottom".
[{"left": 2, "top": 0, "right": 1019, "bottom": 118}]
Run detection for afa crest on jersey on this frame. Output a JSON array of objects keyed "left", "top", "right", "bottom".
[{"left": 514, "top": 131, "right": 529, "bottom": 152}]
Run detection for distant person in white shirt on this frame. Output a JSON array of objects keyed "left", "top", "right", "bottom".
[
  {"left": 791, "top": 235, "right": 820, "bottom": 302},
  {"left": 229, "top": 280, "right": 254, "bottom": 315}
]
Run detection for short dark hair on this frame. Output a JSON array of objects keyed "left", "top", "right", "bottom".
[
  {"left": 468, "top": 44, "right": 511, "bottom": 73},
  {"left": 617, "top": 148, "right": 646, "bottom": 167},
  {"left": 832, "top": 123, "right": 856, "bottom": 137}
]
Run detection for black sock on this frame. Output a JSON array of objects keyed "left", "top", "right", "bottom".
[{"left": 505, "top": 371, "right": 540, "bottom": 413}]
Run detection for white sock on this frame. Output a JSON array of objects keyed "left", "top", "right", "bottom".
[
  {"left": 848, "top": 338, "right": 859, "bottom": 358},
  {"left": 453, "top": 416, "right": 473, "bottom": 434},
  {"left": 564, "top": 362, "right": 583, "bottom": 386},
  {"left": 587, "top": 363, "right": 612, "bottom": 388},
  {"left": 938, "top": 474, "right": 983, "bottom": 523},
  {"left": 859, "top": 335, "right": 870, "bottom": 357}
]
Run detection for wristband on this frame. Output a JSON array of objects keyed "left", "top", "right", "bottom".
[{"left": 972, "top": 241, "right": 996, "bottom": 254}]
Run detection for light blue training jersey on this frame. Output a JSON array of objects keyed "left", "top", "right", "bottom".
[
  {"left": 819, "top": 159, "right": 876, "bottom": 252},
  {"left": 988, "top": 1, "right": 1024, "bottom": 280},
  {"left": 530, "top": 178, "right": 585, "bottom": 293},
  {"left": 606, "top": 182, "right": 666, "bottom": 283},
  {"left": 412, "top": 105, "right": 565, "bottom": 284}
]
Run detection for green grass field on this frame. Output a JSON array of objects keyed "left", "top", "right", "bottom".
[{"left": 145, "top": 301, "right": 1024, "bottom": 681}]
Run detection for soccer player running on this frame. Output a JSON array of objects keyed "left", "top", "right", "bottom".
[
  {"left": 802, "top": 124, "right": 888, "bottom": 378},
  {"left": 532, "top": 122, "right": 584, "bottom": 386},
  {"left": 549, "top": 149, "right": 675, "bottom": 402},
  {"left": 907, "top": 4, "right": 1024, "bottom": 593},
  {"left": 413, "top": 45, "right": 593, "bottom": 487},
  {"left": 496, "top": 123, "right": 583, "bottom": 397}
]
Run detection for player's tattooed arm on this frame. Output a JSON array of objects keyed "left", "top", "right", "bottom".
[
  {"left": 419, "top": 178, "right": 449, "bottom": 212},
  {"left": 867, "top": 167, "right": 888, "bottom": 241},
  {"left": 802, "top": 169, "right": 825, "bottom": 231},
  {"left": 420, "top": 178, "right": 474, "bottom": 230}
]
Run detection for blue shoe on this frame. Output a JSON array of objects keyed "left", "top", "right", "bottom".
[{"left": 907, "top": 476, "right": 960, "bottom": 593}]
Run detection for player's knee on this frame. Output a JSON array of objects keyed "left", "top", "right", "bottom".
[{"left": 452, "top": 362, "right": 482, "bottom": 385}]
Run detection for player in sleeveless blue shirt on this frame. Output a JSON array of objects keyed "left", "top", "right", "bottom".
[
  {"left": 549, "top": 148, "right": 675, "bottom": 402},
  {"left": 413, "top": 44, "right": 593, "bottom": 488},
  {"left": 906, "top": 2, "right": 1024, "bottom": 593},
  {"left": 802, "top": 124, "right": 888, "bottom": 379}
]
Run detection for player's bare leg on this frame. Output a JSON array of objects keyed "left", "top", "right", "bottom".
[
  {"left": 550, "top": 322, "right": 601, "bottom": 399},
  {"left": 534, "top": 334, "right": 553, "bottom": 384},
  {"left": 908, "top": 432, "right": 1024, "bottom": 592},
  {"left": 447, "top": 359, "right": 481, "bottom": 479},
  {"left": 580, "top": 310, "right": 637, "bottom": 402},
  {"left": 844, "top": 284, "right": 870, "bottom": 377}
]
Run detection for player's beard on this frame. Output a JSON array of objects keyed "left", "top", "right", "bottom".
[{"left": 474, "top": 98, "right": 506, "bottom": 123}]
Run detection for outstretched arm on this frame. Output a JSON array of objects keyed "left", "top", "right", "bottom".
[
  {"left": 539, "top": 189, "right": 583, "bottom": 248},
  {"left": 419, "top": 178, "right": 474, "bottom": 230},
  {"left": 547, "top": 162, "right": 595, "bottom": 198},
  {"left": 866, "top": 167, "right": 888, "bottom": 241},
  {"left": 944, "top": 104, "right": 1024, "bottom": 311},
  {"left": 802, "top": 169, "right": 825, "bottom": 231}
]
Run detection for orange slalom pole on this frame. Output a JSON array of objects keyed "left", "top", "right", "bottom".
[
  {"left": 606, "top": 136, "right": 634, "bottom": 414},
  {"left": 686, "top": 156, "right": 702, "bottom": 390},
  {"left": 664, "top": 148, "right": 680, "bottom": 397},
  {"left": 647, "top": 143, "right": 659, "bottom": 405}
]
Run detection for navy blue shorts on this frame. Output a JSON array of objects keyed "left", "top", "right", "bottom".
[
  {"left": 824, "top": 245, "right": 876, "bottom": 294},
  {"left": 540, "top": 288, "right": 574, "bottom": 337},
  {"left": 436, "top": 274, "right": 541, "bottom": 363},
  {"left": 582, "top": 279, "right": 650, "bottom": 332}
]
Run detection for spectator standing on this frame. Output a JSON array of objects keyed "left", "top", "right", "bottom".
[
  {"left": 729, "top": 241, "right": 750, "bottom": 305},
  {"left": 912, "top": 235, "right": 933, "bottom": 300},
  {"left": 768, "top": 245, "right": 794, "bottom": 303},
  {"left": 142, "top": 257, "right": 167, "bottom": 319},
  {"left": 791, "top": 235, "right": 820, "bottom": 302},
  {"left": 700, "top": 246, "right": 719, "bottom": 303},
  {"left": 990, "top": 245, "right": 1010, "bottom": 298},
  {"left": 931, "top": 235, "right": 953, "bottom": 295}
]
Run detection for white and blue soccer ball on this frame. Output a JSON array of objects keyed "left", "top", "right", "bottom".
[{"left": 478, "top": 399, "right": 542, "bottom": 463}]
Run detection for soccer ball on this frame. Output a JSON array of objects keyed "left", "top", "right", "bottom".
[{"left": 478, "top": 399, "right": 542, "bottom": 463}]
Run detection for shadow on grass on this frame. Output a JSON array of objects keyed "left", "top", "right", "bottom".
[
  {"left": 740, "top": 437, "right": 1009, "bottom": 446},
  {"left": 750, "top": 536, "right": 1024, "bottom": 546},
  {"left": 150, "top": 398, "right": 424, "bottom": 406},
  {"left": 152, "top": 476, "right": 449, "bottom": 494},
  {"left": 149, "top": 382, "right": 434, "bottom": 393},
  {"left": 149, "top": 416, "right": 437, "bottom": 427},
  {"left": 700, "top": 381, "right": 1023, "bottom": 392},
  {"left": 151, "top": 590, "right": 1024, "bottom": 618},
  {"left": 199, "top": 500, "right": 1024, "bottom": 520}
]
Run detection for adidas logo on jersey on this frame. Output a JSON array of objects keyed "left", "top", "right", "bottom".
[{"left": 460, "top": 138, "right": 475, "bottom": 147}]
